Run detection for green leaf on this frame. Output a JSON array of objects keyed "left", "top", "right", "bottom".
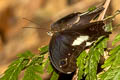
[
  {"left": 34, "top": 56, "right": 44, "bottom": 65},
  {"left": 77, "top": 51, "right": 87, "bottom": 80},
  {"left": 30, "top": 55, "right": 44, "bottom": 65},
  {"left": 94, "top": 36, "right": 108, "bottom": 48},
  {"left": 42, "top": 58, "right": 49, "bottom": 68},
  {"left": 102, "top": 45, "right": 120, "bottom": 68},
  {"left": 38, "top": 45, "right": 49, "bottom": 55},
  {"left": 0, "top": 58, "right": 28, "bottom": 80},
  {"left": 100, "top": 68, "right": 120, "bottom": 80},
  {"left": 32, "top": 65, "right": 43, "bottom": 73},
  {"left": 85, "top": 48, "right": 98, "bottom": 80},
  {"left": 85, "top": 37, "right": 108, "bottom": 80},
  {"left": 109, "top": 45, "right": 120, "bottom": 55},
  {"left": 23, "top": 65, "right": 43, "bottom": 80},
  {"left": 17, "top": 51, "right": 34, "bottom": 59},
  {"left": 50, "top": 71, "right": 59, "bottom": 80},
  {"left": 112, "top": 51, "right": 120, "bottom": 67},
  {"left": 112, "top": 34, "right": 120, "bottom": 45},
  {"left": 88, "top": 6, "right": 96, "bottom": 11},
  {"left": 47, "top": 63, "right": 53, "bottom": 74},
  {"left": 101, "top": 54, "right": 116, "bottom": 68},
  {"left": 99, "top": 46, "right": 120, "bottom": 80},
  {"left": 42, "top": 57, "right": 53, "bottom": 74}
]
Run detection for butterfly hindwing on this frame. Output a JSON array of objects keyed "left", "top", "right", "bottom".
[{"left": 49, "top": 31, "right": 86, "bottom": 74}]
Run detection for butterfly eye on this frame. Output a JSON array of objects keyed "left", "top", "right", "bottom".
[
  {"left": 47, "top": 31, "right": 53, "bottom": 36},
  {"left": 59, "top": 58, "right": 68, "bottom": 67},
  {"left": 60, "top": 61, "right": 66, "bottom": 65}
]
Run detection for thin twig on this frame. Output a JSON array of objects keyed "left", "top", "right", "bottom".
[
  {"left": 98, "top": 0, "right": 111, "bottom": 21},
  {"left": 72, "top": 69, "right": 78, "bottom": 80},
  {"left": 103, "top": 10, "right": 120, "bottom": 21}
]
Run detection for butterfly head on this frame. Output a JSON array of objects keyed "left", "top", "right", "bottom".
[
  {"left": 47, "top": 31, "right": 54, "bottom": 36},
  {"left": 51, "top": 23, "right": 67, "bottom": 32}
]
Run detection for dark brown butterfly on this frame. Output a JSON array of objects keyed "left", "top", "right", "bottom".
[{"left": 49, "top": 7, "right": 111, "bottom": 74}]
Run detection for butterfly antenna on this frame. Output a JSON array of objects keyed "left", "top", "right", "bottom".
[
  {"left": 23, "top": 27, "right": 51, "bottom": 31},
  {"left": 22, "top": 18, "right": 51, "bottom": 31},
  {"left": 23, "top": 18, "right": 42, "bottom": 26}
]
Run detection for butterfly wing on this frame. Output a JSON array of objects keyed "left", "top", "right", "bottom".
[
  {"left": 49, "top": 31, "right": 86, "bottom": 74},
  {"left": 51, "top": 12, "right": 81, "bottom": 31},
  {"left": 51, "top": 7, "right": 104, "bottom": 32},
  {"left": 75, "top": 7, "right": 104, "bottom": 26},
  {"left": 49, "top": 21, "right": 111, "bottom": 74}
]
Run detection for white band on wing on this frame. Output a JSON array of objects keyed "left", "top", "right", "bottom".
[{"left": 72, "top": 36, "right": 89, "bottom": 46}]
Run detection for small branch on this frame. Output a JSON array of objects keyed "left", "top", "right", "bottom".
[
  {"left": 112, "top": 23, "right": 120, "bottom": 30},
  {"left": 72, "top": 69, "right": 78, "bottom": 80},
  {"left": 103, "top": 10, "right": 120, "bottom": 21},
  {"left": 22, "top": 55, "right": 43, "bottom": 71},
  {"left": 98, "top": 0, "right": 111, "bottom": 21}
]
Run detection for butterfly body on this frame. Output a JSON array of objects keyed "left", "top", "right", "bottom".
[{"left": 49, "top": 7, "right": 111, "bottom": 74}]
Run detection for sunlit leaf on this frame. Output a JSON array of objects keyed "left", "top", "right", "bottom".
[
  {"left": 17, "top": 51, "right": 34, "bottom": 59},
  {"left": 99, "top": 46, "right": 120, "bottom": 80},
  {"left": 23, "top": 65, "right": 42, "bottom": 80},
  {"left": 77, "top": 51, "right": 87, "bottom": 80},
  {"left": 50, "top": 71, "right": 59, "bottom": 80},
  {"left": 85, "top": 37, "right": 108, "bottom": 80},
  {"left": 88, "top": 6, "right": 96, "bottom": 11},
  {"left": 38, "top": 45, "right": 49, "bottom": 55},
  {"left": 47, "top": 63, "right": 53, "bottom": 74},
  {"left": 0, "top": 58, "right": 28, "bottom": 80}
]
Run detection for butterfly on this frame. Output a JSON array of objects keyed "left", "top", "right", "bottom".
[{"left": 49, "top": 7, "right": 111, "bottom": 74}]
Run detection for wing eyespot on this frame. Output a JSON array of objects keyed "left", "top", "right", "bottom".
[{"left": 59, "top": 58, "right": 68, "bottom": 67}]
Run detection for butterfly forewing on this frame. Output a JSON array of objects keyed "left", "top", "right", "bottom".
[{"left": 51, "top": 7, "right": 104, "bottom": 32}]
